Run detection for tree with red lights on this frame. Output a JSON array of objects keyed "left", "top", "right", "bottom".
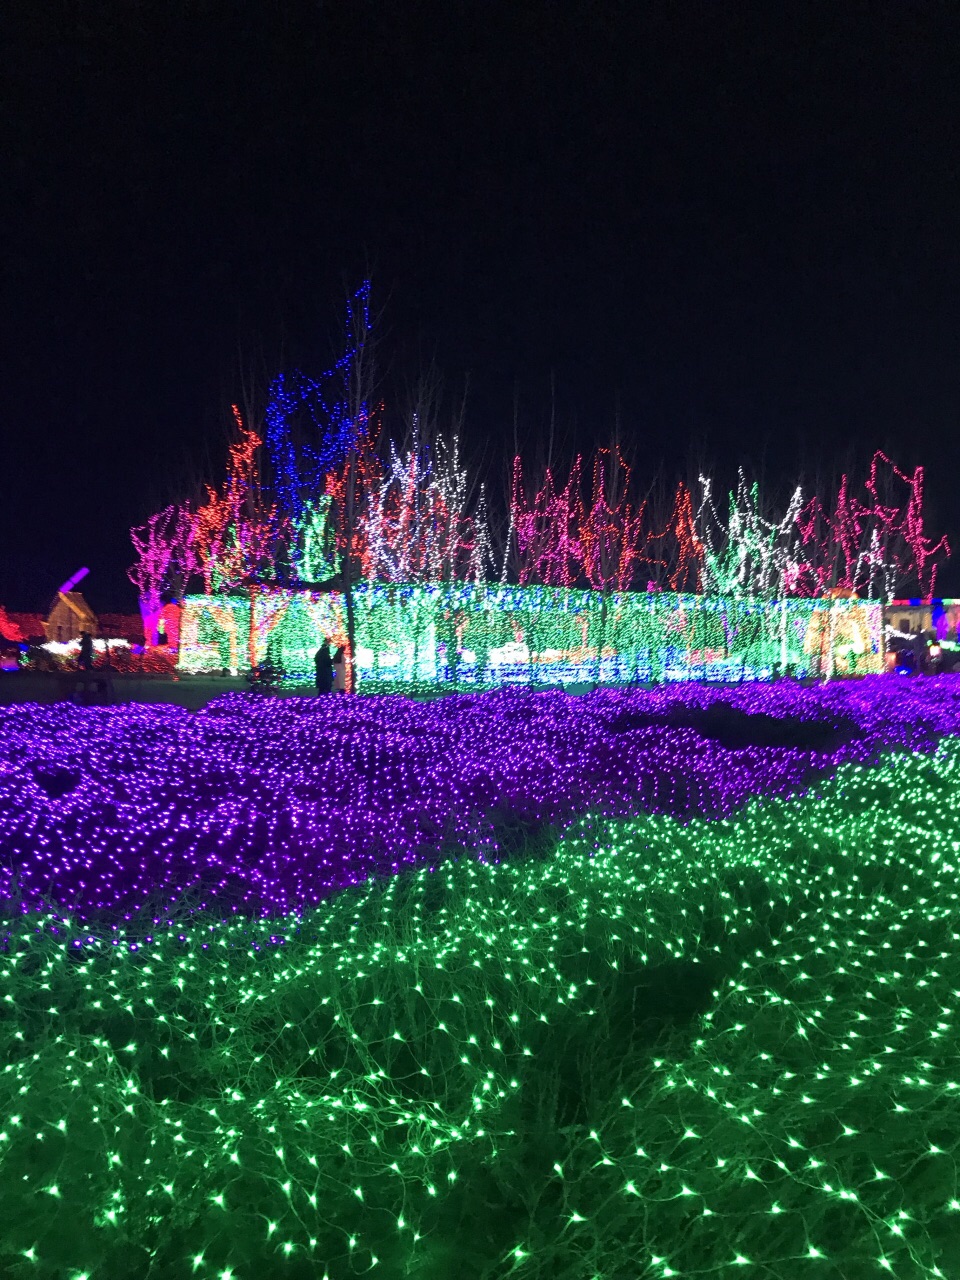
[
  {"left": 191, "top": 407, "right": 283, "bottom": 594},
  {"left": 629, "top": 476, "right": 704, "bottom": 595}
]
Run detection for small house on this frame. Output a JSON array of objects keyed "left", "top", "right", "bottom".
[{"left": 45, "top": 592, "right": 99, "bottom": 644}]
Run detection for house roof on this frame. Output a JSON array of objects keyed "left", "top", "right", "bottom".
[{"left": 47, "top": 591, "right": 98, "bottom": 624}]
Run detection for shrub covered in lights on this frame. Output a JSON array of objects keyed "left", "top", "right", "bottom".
[
  {"left": 3, "top": 734, "right": 960, "bottom": 1277},
  {"left": 178, "top": 584, "right": 883, "bottom": 689}
]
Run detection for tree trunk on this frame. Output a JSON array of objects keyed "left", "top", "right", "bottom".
[
  {"left": 595, "top": 591, "right": 608, "bottom": 688},
  {"left": 248, "top": 584, "right": 257, "bottom": 672},
  {"left": 343, "top": 453, "right": 358, "bottom": 693}
]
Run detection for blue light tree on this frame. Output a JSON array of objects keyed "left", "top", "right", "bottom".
[{"left": 264, "top": 281, "right": 373, "bottom": 583}]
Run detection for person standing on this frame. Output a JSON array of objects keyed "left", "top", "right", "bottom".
[
  {"left": 332, "top": 645, "right": 347, "bottom": 693},
  {"left": 78, "top": 630, "right": 94, "bottom": 671},
  {"left": 314, "top": 640, "right": 334, "bottom": 694}
]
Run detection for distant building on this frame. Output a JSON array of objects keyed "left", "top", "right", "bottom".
[
  {"left": 885, "top": 599, "right": 960, "bottom": 643},
  {"left": 44, "top": 592, "right": 99, "bottom": 644}
]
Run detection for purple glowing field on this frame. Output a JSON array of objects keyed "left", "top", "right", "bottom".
[{"left": 3, "top": 677, "right": 960, "bottom": 917}]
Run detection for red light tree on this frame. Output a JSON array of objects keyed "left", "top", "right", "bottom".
[
  {"left": 578, "top": 446, "right": 645, "bottom": 593},
  {"left": 192, "top": 408, "right": 282, "bottom": 593}
]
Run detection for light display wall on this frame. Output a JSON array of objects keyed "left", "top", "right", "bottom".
[
  {"left": 178, "top": 595, "right": 250, "bottom": 675},
  {"left": 179, "top": 586, "right": 883, "bottom": 688}
]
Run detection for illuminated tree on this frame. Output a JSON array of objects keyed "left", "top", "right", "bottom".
[
  {"left": 191, "top": 486, "right": 230, "bottom": 595},
  {"left": 128, "top": 503, "right": 195, "bottom": 645},
  {"left": 191, "top": 408, "right": 281, "bottom": 593},
  {"left": 265, "top": 282, "right": 374, "bottom": 582},
  {"left": 661, "top": 479, "right": 705, "bottom": 593},
  {"left": 358, "top": 426, "right": 493, "bottom": 586},
  {"left": 859, "top": 451, "right": 950, "bottom": 601},
  {"left": 324, "top": 426, "right": 384, "bottom": 582},
  {"left": 697, "top": 471, "right": 807, "bottom": 600},
  {"left": 574, "top": 445, "right": 647, "bottom": 683},
  {"left": 431, "top": 431, "right": 496, "bottom": 584},
  {"left": 330, "top": 283, "right": 377, "bottom": 688},
  {"left": 0, "top": 605, "right": 25, "bottom": 644},
  {"left": 795, "top": 451, "right": 949, "bottom": 602},
  {"left": 510, "top": 454, "right": 584, "bottom": 588},
  {"left": 579, "top": 446, "right": 645, "bottom": 593}
]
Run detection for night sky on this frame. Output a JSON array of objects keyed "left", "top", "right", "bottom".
[{"left": 4, "top": 1, "right": 960, "bottom": 612}]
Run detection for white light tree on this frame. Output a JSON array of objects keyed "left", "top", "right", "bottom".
[{"left": 697, "top": 471, "right": 808, "bottom": 599}]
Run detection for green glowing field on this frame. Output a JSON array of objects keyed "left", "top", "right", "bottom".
[{"left": 2, "top": 743, "right": 960, "bottom": 1279}]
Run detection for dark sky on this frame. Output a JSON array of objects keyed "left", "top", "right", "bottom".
[{"left": 3, "top": 1, "right": 960, "bottom": 611}]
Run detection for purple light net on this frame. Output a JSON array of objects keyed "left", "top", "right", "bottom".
[{"left": 3, "top": 677, "right": 960, "bottom": 916}]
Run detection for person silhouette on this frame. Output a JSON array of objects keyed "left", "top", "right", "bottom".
[
  {"left": 332, "top": 645, "right": 347, "bottom": 693},
  {"left": 314, "top": 640, "right": 334, "bottom": 694},
  {"left": 78, "top": 630, "right": 94, "bottom": 671}
]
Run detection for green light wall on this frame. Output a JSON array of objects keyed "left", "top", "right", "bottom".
[{"left": 178, "top": 585, "right": 883, "bottom": 689}]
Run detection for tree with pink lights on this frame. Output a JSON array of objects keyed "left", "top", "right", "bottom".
[
  {"left": 795, "top": 451, "right": 949, "bottom": 601},
  {"left": 128, "top": 502, "right": 195, "bottom": 645},
  {"left": 509, "top": 454, "right": 584, "bottom": 588},
  {"left": 860, "top": 451, "right": 950, "bottom": 601}
]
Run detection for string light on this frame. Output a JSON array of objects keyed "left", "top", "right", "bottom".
[
  {"left": 130, "top": 381, "right": 949, "bottom": 659},
  {"left": 125, "top": 296, "right": 950, "bottom": 630},
  {"left": 698, "top": 471, "right": 807, "bottom": 600},
  {"left": 4, "top": 675, "right": 958, "bottom": 915},
  {"left": 579, "top": 447, "right": 646, "bottom": 593},
  {"left": 2, "top": 681, "right": 960, "bottom": 1274},
  {"left": 296, "top": 495, "right": 340, "bottom": 585},
  {"left": 510, "top": 454, "right": 585, "bottom": 587},
  {"left": 264, "top": 281, "right": 373, "bottom": 534},
  {"left": 128, "top": 503, "right": 195, "bottom": 645},
  {"left": 179, "top": 584, "right": 883, "bottom": 688},
  {"left": 357, "top": 426, "right": 494, "bottom": 584},
  {"left": 795, "top": 451, "right": 950, "bottom": 600}
]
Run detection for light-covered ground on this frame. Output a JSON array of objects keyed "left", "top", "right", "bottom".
[{"left": 1, "top": 737, "right": 958, "bottom": 1278}]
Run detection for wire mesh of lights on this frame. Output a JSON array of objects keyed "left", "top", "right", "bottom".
[{"left": 2, "top": 732, "right": 960, "bottom": 1277}]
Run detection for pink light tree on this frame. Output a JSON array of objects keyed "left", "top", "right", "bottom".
[
  {"left": 128, "top": 503, "right": 196, "bottom": 645},
  {"left": 509, "top": 454, "right": 584, "bottom": 587},
  {"left": 795, "top": 451, "right": 950, "bottom": 601}
]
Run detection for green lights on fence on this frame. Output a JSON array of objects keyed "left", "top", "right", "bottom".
[{"left": 179, "top": 584, "right": 883, "bottom": 688}]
